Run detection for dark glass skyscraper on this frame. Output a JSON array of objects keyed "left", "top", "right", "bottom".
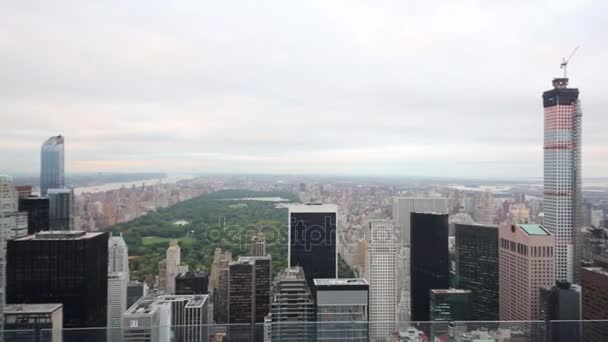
[
  {"left": 40, "top": 135, "right": 64, "bottom": 196},
  {"left": 288, "top": 204, "right": 337, "bottom": 289},
  {"left": 47, "top": 188, "right": 73, "bottom": 230},
  {"left": 6, "top": 231, "right": 108, "bottom": 330},
  {"left": 176, "top": 271, "right": 209, "bottom": 295},
  {"left": 454, "top": 223, "right": 499, "bottom": 320},
  {"left": 18, "top": 196, "right": 49, "bottom": 234},
  {"left": 410, "top": 212, "right": 449, "bottom": 322}
]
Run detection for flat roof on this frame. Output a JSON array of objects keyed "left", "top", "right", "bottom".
[
  {"left": 16, "top": 231, "right": 104, "bottom": 240},
  {"left": 314, "top": 278, "right": 368, "bottom": 286},
  {"left": 288, "top": 203, "right": 337, "bottom": 213},
  {"left": 5, "top": 303, "right": 62, "bottom": 314},
  {"left": 518, "top": 224, "right": 550, "bottom": 236},
  {"left": 431, "top": 289, "right": 472, "bottom": 294}
]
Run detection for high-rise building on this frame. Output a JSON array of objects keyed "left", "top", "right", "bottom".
[
  {"left": 108, "top": 272, "right": 128, "bottom": 342},
  {"left": 4, "top": 303, "right": 63, "bottom": 342},
  {"left": 123, "top": 294, "right": 209, "bottom": 342},
  {"left": 109, "top": 233, "right": 129, "bottom": 276},
  {"left": 127, "top": 281, "right": 149, "bottom": 309},
  {"left": 410, "top": 213, "right": 449, "bottom": 322},
  {"left": 158, "top": 259, "right": 167, "bottom": 291},
  {"left": 472, "top": 190, "right": 495, "bottom": 225},
  {"left": 539, "top": 281, "right": 581, "bottom": 342},
  {"left": 7, "top": 231, "right": 108, "bottom": 330},
  {"left": 47, "top": 188, "right": 74, "bottom": 231},
  {"left": 542, "top": 76, "right": 583, "bottom": 283},
  {"left": 166, "top": 240, "right": 188, "bottom": 295},
  {"left": 429, "top": 289, "right": 473, "bottom": 339},
  {"left": 210, "top": 248, "right": 231, "bottom": 290},
  {"left": 0, "top": 175, "right": 29, "bottom": 239},
  {"left": 288, "top": 204, "right": 338, "bottom": 289},
  {"left": 250, "top": 232, "right": 267, "bottom": 257},
  {"left": 40, "top": 135, "right": 65, "bottom": 197},
  {"left": 314, "top": 278, "right": 369, "bottom": 342},
  {"left": 499, "top": 223, "right": 554, "bottom": 320},
  {"left": 18, "top": 196, "right": 49, "bottom": 235},
  {"left": 581, "top": 259, "right": 608, "bottom": 342},
  {"left": 366, "top": 219, "right": 397, "bottom": 341},
  {"left": 392, "top": 197, "right": 448, "bottom": 246},
  {"left": 269, "top": 267, "right": 316, "bottom": 342},
  {"left": 454, "top": 223, "right": 499, "bottom": 320},
  {"left": 176, "top": 271, "right": 209, "bottom": 295},
  {"left": 213, "top": 266, "right": 230, "bottom": 324}
]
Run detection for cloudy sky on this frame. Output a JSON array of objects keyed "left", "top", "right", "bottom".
[{"left": 1, "top": 0, "right": 607, "bottom": 178}]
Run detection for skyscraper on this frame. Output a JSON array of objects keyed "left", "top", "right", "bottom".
[
  {"left": 18, "top": 196, "right": 49, "bottom": 235},
  {"left": 108, "top": 272, "right": 128, "bottom": 342},
  {"left": 499, "top": 223, "right": 554, "bottom": 320},
  {"left": 288, "top": 204, "right": 337, "bottom": 289},
  {"left": 366, "top": 219, "right": 397, "bottom": 341},
  {"left": 539, "top": 281, "right": 581, "bottom": 342},
  {"left": 176, "top": 271, "right": 209, "bottom": 295},
  {"left": 581, "top": 257, "right": 608, "bottom": 342},
  {"left": 0, "top": 175, "right": 28, "bottom": 239},
  {"left": 392, "top": 197, "right": 448, "bottom": 246},
  {"left": 542, "top": 76, "right": 582, "bottom": 283},
  {"left": 109, "top": 233, "right": 129, "bottom": 276},
  {"left": 454, "top": 223, "right": 499, "bottom": 320},
  {"left": 40, "top": 135, "right": 64, "bottom": 196},
  {"left": 250, "top": 232, "right": 267, "bottom": 257},
  {"left": 429, "top": 289, "right": 473, "bottom": 339},
  {"left": 47, "top": 188, "right": 74, "bottom": 231},
  {"left": 314, "top": 278, "right": 369, "bottom": 342},
  {"left": 166, "top": 240, "right": 188, "bottom": 295},
  {"left": 410, "top": 213, "right": 449, "bottom": 322},
  {"left": 7, "top": 231, "right": 108, "bottom": 330}
]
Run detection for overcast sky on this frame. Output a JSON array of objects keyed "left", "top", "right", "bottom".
[{"left": 1, "top": 0, "right": 607, "bottom": 178}]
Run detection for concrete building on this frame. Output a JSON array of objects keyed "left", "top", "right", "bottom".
[
  {"left": 454, "top": 223, "right": 499, "bottom": 320},
  {"left": 366, "top": 219, "right": 397, "bottom": 341},
  {"left": 472, "top": 190, "right": 495, "bottom": 225},
  {"left": 108, "top": 233, "right": 129, "bottom": 276},
  {"left": 288, "top": 204, "right": 338, "bottom": 289},
  {"left": 40, "top": 135, "right": 64, "bottom": 196},
  {"left": 499, "top": 223, "right": 554, "bottom": 320},
  {"left": 392, "top": 197, "right": 448, "bottom": 246},
  {"left": 539, "top": 281, "right": 581, "bottom": 342},
  {"left": 0, "top": 175, "right": 29, "bottom": 239},
  {"left": 269, "top": 267, "right": 316, "bottom": 342},
  {"left": 4, "top": 303, "right": 63, "bottom": 342},
  {"left": 250, "top": 232, "right": 266, "bottom": 257},
  {"left": 314, "top": 278, "right": 369, "bottom": 342},
  {"left": 108, "top": 272, "right": 128, "bottom": 342},
  {"left": 581, "top": 260, "right": 608, "bottom": 342},
  {"left": 166, "top": 240, "right": 188, "bottom": 295},
  {"left": 542, "top": 76, "right": 583, "bottom": 283},
  {"left": 158, "top": 259, "right": 167, "bottom": 291},
  {"left": 47, "top": 188, "right": 74, "bottom": 231}
]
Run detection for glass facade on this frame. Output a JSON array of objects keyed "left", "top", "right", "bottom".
[{"left": 40, "top": 136, "right": 64, "bottom": 197}]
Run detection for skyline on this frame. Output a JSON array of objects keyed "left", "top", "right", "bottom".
[{"left": 2, "top": 1, "right": 608, "bottom": 178}]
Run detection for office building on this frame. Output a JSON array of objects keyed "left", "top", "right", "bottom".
[
  {"left": 499, "top": 223, "right": 554, "bottom": 320},
  {"left": 288, "top": 204, "right": 338, "bottom": 289},
  {"left": 7, "top": 231, "right": 108, "bottom": 330},
  {"left": 127, "top": 281, "right": 149, "bottom": 309},
  {"left": 108, "top": 272, "right": 128, "bottom": 342},
  {"left": 429, "top": 289, "right": 472, "bottom": 339},
  {"left": 123, "top": 294, "right": 209, "bottom": 342},
  {"left": 250, "top": 232, "right": 267, "bottom": 257},
  {"left": 410, "top": 213, "right": 449, "bottom": 322},
  {"left": 539, "top": 282, "right": 581, "bottom": 342},
  {"left": 109, "top": 233, "right": 129, "bottom": 276},
  {"left": 269, "top": 267, "right": 316, "bottom": 342},
  {"left": 581, "top": 260, "right": 608, "bottom": 342},
  {"left": 166, "top": 240, "right": 189, "bottom": 295},
  {"left": 18, "top": 196, "right": 49, "bottom": 235},
  {"left": 47, "top": 188, "right": 74, "bottom": 231},
  {"left": 472, "top": 190, "right": 495, "bottom": 225},
  {"left": 543, "top": 76, "right": 583, "bottom": 283},
  {"left": 314, "top": 278, "right": 369, "bottom": 342},
  {"left": 40, "top": 135, "right": 64, "bottom": 197},
  {"left": 454, "top": 223, "right": 499, "bottom": 320},
  {"left": 392, "top": 197, "right": 447, "bottom": 246},
  {"left": 0, "top": 175, "right": 29, "bottom": 239},
  {"left": 213, "top": 266, "right": 230, "bottom": 324},
  {"left": 176, "top": 271, "right": 209, "bottom": 295},
  {"left": 4, "top": 303, "right": 63, "bottom": 342},
  {"left": 158, "top": 260, "right": 167, "bottom": 291},
  {"left": 366, "top": 219, "right": 397, "bottom": 341}
]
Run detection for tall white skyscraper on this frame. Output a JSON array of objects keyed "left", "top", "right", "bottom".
[
  {"left": 543, "top": 75, "right": 583, "bottom": 283},
  {"left": 107, "top": 271, "right": 128, "bottom": 342},
  {"left": 165, "top": 240, "right": 188, "bottom": 294},
  {"left": 109, "top": 233, "right": 129, "bottom": 279},
  {"left": 392, "top": 197, "right": 448, "bottom": 246},
  {"left": 366, "top": 219, "right": 397, "bottom": 342}
]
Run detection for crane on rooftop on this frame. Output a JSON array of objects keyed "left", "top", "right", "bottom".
[{"left": 560, "top": 46, "right": 579, "bottom": 79}]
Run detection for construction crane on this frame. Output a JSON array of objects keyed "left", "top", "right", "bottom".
[{"left": 560, "top": 46, "right": 579, "bottom": 78}]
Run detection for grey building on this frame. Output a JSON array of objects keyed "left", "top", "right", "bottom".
[
  {"left": 40, "top": 135, "right": 64, "bottom": 197},
  {"left": 47, "top": 188, "right": 74, "bottom": 231},
  {"left": 392, "top": 197, "right": 448, "bottom": 246},
  {"left": 540, "top": 282, "right": 581, "bottom": 342},
  {"left": 4, "top": 303, "right": 63, "bottom": 342},
  {"left": 176, "top": 271, "right": 209, "bottom": 295},
  {"left": 270, "top": 267, "right": 316, "bottom": 342},
  {"left": 127, "top": 281, "right": 149, "bottom": 310},
  {"left": 429, "top": 289, "right": 473, "bottom": 339},
  {"left": 314, "top": 278, "right": 369, "bottom": 342}
]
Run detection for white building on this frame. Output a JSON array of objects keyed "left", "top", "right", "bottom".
[
  {"left": 392, "top": 197, "right": 447, "bottom": 246},
  {"left": 109, "top": 233, "right": 129, "bottom": 277},
  {"left": 108, "top": 272, "right": 128, "bottom": 342},
  {"left": 366, "top": 219, "right": 397, "bottom": 341},
  {"left": 166, "top": 240, "right": 188, "bottom": 295}
]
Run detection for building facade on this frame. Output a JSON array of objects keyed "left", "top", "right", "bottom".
[
  {"left": 366, "top": 219, "right": 397, "bottom": 341},
  {"left": 176, "top": 271, "right": 209, "bottom": 295},
  {"left": 108, "top": 272, "right": 128, "bottom": 342},
  {"left": 4, "top": 303, "right": 63, "bottom": 342},
  {"left": 454, "top": 223, "right": 499, "bottom": 320},
  {"left": 109, "top": 233, "right": 129, "bottom": 276},
  {"left": 288, "top": 204, "right": 338, "bottom": 289},
  {"left": 47, "top": 188, "right": 74, "bottom": 231},
  {"left": 18, "top": 196, "right": 49, "bottom": 235},
  {"left": 314, "top": 278, "right": 369, "bottom": 342},
  {"left": 542, "top": 77, "right": 583, "bottom": 283},
  {"left": 499, "top": 223, "right": 555, "bottom": 320},
  {"left": 539, "top": 281, "right": 581, "bottom": 342},
  {"left": 250, "top": 232, "right": 267, "bottom": 257},
  {"left": 166, "top": 240, "right": 188, "bottom": 295},
  {"left": 581, "top": 263, "right": 608, "bottom": 342},
  {"left": 392, "top": 197, "right": 448, "bottom": 247},
  {"left": 40, "top": 135, "right": 64, "bottom": 197},
  {"left": 410, "top": 213, "right": 450, "bottom": 322},
  {"left": 429, "top": 289, "right": 473, "bottom": 339}
]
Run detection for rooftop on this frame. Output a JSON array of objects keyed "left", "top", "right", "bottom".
[
  {"left": 125, "top": 294, "right": 209, "bottom": 315},
  {"left": 288, "top": 203, "right": 338, "bottom": 213},
  {"left": 17, "top": 230, "right": 104, "bottom": 241},
  {"left": 5, "top": 303, "right": 62, "bottom": 314},
  {"left": 519, "top": 224, "right": 550, "bottom": 236},
  {"left": 431, "top": 289, "right": 472, "bottom": 294},
  {"left": 313, "top": 278, "right": 368, "bottom": 286}
]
